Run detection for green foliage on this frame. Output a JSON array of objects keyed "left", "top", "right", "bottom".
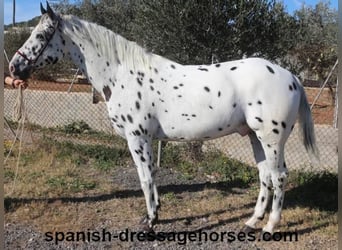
[
  {"left": 132, "top": 0, "right": 297, "bottom": 64},
  {"left": 160, "top": 142, "right": 256, "bottom": 185},
  {"left": 46, "top": 176, "right": 97, "bottom": 191},
  {"left": 199, "top": 150, "right": 257, "bottom": 185},
  {"left": 291, "top": 2, "right": 337, "bottom": 81},
  {"left": 41, "top": 138, "right": 131, "bottom": 171},
  {"left": 4, "top": 0, "right": 337, "bottom": 83},
  {"left": 287, "top": 171, "right": 337, "bottom": 211},
  {"left": 59, "top": 121, "right": 91, "bottom": 134}
]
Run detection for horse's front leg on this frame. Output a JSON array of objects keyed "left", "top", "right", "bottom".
[{"left": 127, "top": 135, "right": 159, "bottom": 231}]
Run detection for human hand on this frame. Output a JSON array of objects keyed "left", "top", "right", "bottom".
[{"left": 12, "top": 78, "right": 28, "bottom": 89}]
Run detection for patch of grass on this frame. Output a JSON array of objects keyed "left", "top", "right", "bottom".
[
  {"left": 159, "top": 143, "right": 185, "bottom": 167},
  {"left": 46, "top": 176, "right": 97, "bottom": 192},
  {"left": 161, "top": 143, "right": 257, "bottom": 186},
  {"left": 58, "top": 121, "right": 91, "bottom": 134},
  {"left": 162, "top": 192, "right": 178, "bottom": 204},
  {"left": 286, "top": 170, "right": 337, "bottom": 211},
  {"left": 200, "top": 150, "right": 257, "bottom": 185},
  {"left": 4, "top": 139, "right": 14, "bottom": 156},
  {"left": 40, "top": 138, "right": 131, "bottom": 171},
  {"left": 4, "top": 170, "right": 15, "bottom": 182}
]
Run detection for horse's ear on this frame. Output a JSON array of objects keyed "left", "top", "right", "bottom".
[
  {"left": 40, "top": 2, "right": 47, "bottom": 14},
  {"left": 46, "top": 1, "right": 57, "bottom": 20}
]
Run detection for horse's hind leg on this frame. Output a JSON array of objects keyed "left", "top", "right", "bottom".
[
  {"left": 244, "top": 131, "right": 289, "bottom": 234},
  {"left": 126, "top": 135, "right": 159, "bottom": 230},
  {"left": 243, "top": 131, "right": 272, "bottom": 231}
]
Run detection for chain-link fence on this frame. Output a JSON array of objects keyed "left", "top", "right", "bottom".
[{"left": 4, "top": 75, "right": 338, "bottom": 173}]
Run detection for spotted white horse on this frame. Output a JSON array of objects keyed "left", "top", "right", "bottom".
[{"left": 10, "top": 3, "right": 317, "bottom": 235}]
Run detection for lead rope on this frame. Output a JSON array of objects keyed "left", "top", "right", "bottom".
[
  {"left": 5, "top": 85, "right": 27, "bottom": 195},
  {"left": 13, "top": 85, "right": 25, "bottom": 121}
]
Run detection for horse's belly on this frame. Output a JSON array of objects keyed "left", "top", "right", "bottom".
[{"left": 155, "top": 112, "right": 245, "bottom": 141}]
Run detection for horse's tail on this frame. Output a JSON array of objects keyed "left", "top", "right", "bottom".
[{"left": 295, "top": 76, "right": 319, "bottom": 159}]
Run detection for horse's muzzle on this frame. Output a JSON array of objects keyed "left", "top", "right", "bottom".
[{"left": 9, "top": 63, "right": 32, "bottom": 81}]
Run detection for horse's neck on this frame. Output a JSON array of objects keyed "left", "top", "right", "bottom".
[
  {"left": 60, "top": 16, "right": 180, "bottom": 94},
  {"left": 61, "top": 17, "right": 120, "bottom": 93}
]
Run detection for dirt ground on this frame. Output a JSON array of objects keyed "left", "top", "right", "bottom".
[{"left": 4, "top": 133, "right": 337, "bottom": 250}]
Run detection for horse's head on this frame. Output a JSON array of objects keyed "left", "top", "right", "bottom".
[{"left": 9, "top": 2, "right": 65, "bottom": 80}]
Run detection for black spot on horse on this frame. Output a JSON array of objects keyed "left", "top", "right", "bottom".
[
  {"left": 218, "top": 91, "right": 221, "bottom": 97},
  {"left": 281, "top": 122, "right": 286, "bottom": 129},
  {"left": 130, "top": 70, "right": 134, "bottom": 74},
  {"left": 135, "top": 101, "right": 140, "bottom": 110},
  {"left": 103, "top": 86, "right": 111, "bottom": 102},
  {"left": 170, "top": 64, "right": 176, "bottom": 69},
  {"left": 149, "top": 78, "right": 154, "bottom": 83},
  {"left": 137, "top": 92, "right": 142, "bottom": 100},
  {"left": 289, "top": 85, "right": 293, "bottom": 91},
  {"left": 106, "top": 61, "right": 110, "bottom": 66},
  {"left": 138, "top": 71, "right": 145, "bottom": 78},
  {"left": 173, "top": 86, "right": 179, "bottom": 89},
  {"left": 266, "top": 65, "right": 275, "bottom": 74},
  {"left": 198, "top": 68, "right": 208, "bottom": 72},
  {"left": 121, "top": 115, "right": 126, "bottom": 122},
  {"left": 257, "top": 100, "right": 262, "bottom": 105},
  {"left": 137, "top": 78, "right": 143, "bottom": 86},
  {"left": 292, "top": 82, "right": 297, "bottom": 90},
  {"left": 272, "top": 120, "right": 278, "bottom": 125},
  {"left": 255, "top": 117, "right": 263, "bottom": 122},
  {"left": 261, "top": 196, "right": 265, "bottom": 202},
  {"left": 127, "top": 114, "right": 133, "bottom": 123},
  {"left": 230, "top": 66, "right": 237, "bottom": 71},
  {"left": 204, "top": 86, "right": 210, "bottom": 92},
  {"left": 233, "top": 103, "right": 237, "bottom": 108},
  {"left": 215, "top": 63, "right": 221, "bottom": 67},
  {"left": 272, "top": 128, "right": 279, "bottom": 134}
]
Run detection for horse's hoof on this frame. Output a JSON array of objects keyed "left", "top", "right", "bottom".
[
  {"left": 139, "top": 215, "right": 154, "bottom": 232},
  {"left": 259, "top": 230, "right": 272, "bottom": 241},
  {"left": 241, "top": 225, "right": 256, "bottom": 234}
]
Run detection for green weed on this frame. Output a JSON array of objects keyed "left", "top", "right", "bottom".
[{"left": 46, "top": 176, "right": 96, "bottom": 192}]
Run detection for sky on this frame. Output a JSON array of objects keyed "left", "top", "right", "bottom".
[{"left": 3, "top": 0, "right": 338, "bottom": 25}]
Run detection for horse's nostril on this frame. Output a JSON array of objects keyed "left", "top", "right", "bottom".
[{"left": 10, "top": 65, "right": 15, "bottom": 73}]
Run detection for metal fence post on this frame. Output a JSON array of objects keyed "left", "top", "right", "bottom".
[{"left": 157, "top": 140, "right": 162, "bottom": 168}]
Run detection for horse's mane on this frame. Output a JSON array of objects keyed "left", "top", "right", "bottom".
[{"left": 62, "top": 14, "right": 159, "bottom": 71}]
